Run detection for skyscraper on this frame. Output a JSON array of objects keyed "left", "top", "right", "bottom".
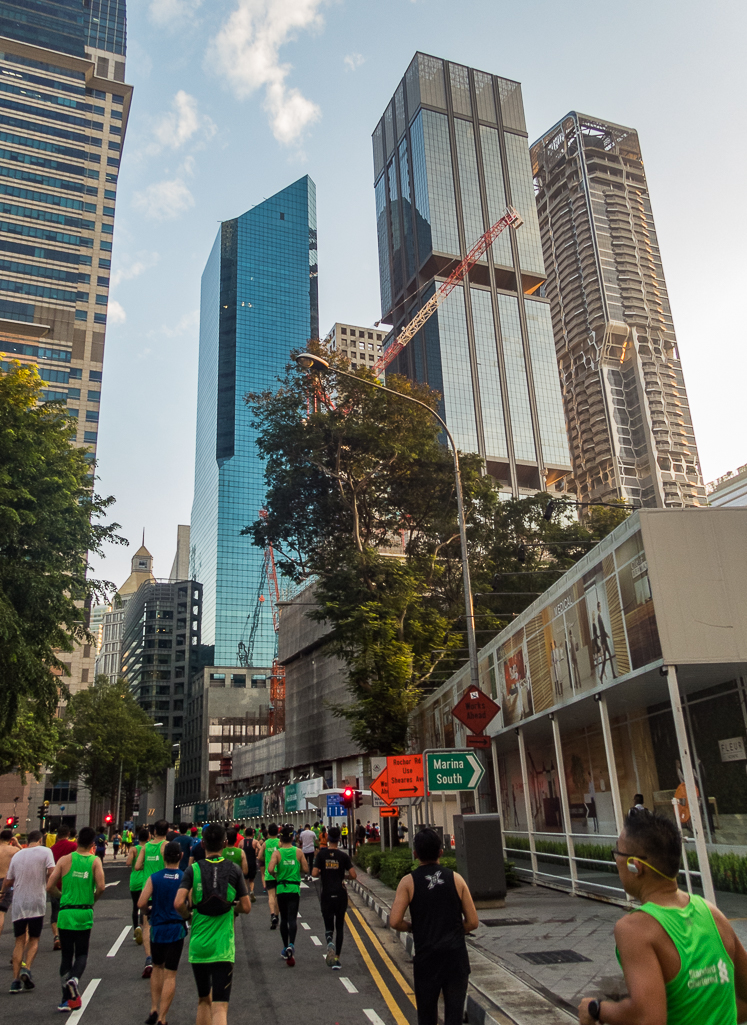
[
  {"left": 372, "top": 53, "right": 571, "bottom": 494},
  {"left": 531, "top": 113, "right": 705, "bottom": 508},
  {"left": 0, "top": 1, "right": 131, "bottom": 695},
  {"left": 190, "top": 176, "right": 318, "bottom": 667}
]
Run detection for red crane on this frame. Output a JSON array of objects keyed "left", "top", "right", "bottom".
[{"left": 258, "top": 510, "right": 285, "bottom": 735}]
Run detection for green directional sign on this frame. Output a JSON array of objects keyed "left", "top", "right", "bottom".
[{"left": 426, "top": 751, "right": 485, "bottom": 792}]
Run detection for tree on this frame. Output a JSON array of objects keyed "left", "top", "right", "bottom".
[
  {"left": 0, "top": 362, "right": 125, "bottom": 734},
  {"left": 0, "top": 698, "right": 62, "bottom": 782},
  {"left": 51, "top": 677, "right": 171, "bottom": 818}
]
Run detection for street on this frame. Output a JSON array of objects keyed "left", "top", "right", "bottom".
[{"left": 0, "top": 861, "right": 418, "bottom": 1025}]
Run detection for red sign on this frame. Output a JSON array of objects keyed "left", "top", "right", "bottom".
[
  {"left": 452, "top": 687, "right": 500, "bottom": 734},
  {"left": 379, "top": 807, "right": 399, "bottom": 818},
  {"left": 466, "top": 734, "right": 492, "bottom": 749},
  {"left": 370, "top": 767, "right": 393, "bottom": 806},
  {"left": 386, "top": 754, "right": 424, "bottom": 799}
]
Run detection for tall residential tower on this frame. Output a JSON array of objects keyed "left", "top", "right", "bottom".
[
  {"left": 190, "top": 176, "right": 318, "bottom": 667},
  {"left": 373, "top": 53, "right": 570, "bottom": 494},
  {"left": 531, "top": 113, "right": 704, "bottom": 507}
]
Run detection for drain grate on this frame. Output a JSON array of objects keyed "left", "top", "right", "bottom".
[
  {"left": 517, "top": 949, "right": 591, "bottom": 965},
  {"left": 481, "top": 918, "right": 534, "bottom": 927}
]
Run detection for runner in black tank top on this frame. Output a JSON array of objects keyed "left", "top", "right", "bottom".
[{"left": 390, "top": 828, "right": 478, "bottom": 1025}]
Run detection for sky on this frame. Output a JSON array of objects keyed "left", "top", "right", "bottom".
[{"left": 95, "top": 0, "right": 747, "bottom": 589}]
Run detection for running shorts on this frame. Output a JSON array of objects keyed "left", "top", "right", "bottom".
[
  {"left": 191, "top": 961, "right": 233, "bottom": 1002},
  {"left": 14, "top": 915, "right": 44, "bottom": 939},
  {"left": 151, "top": 938, "right": 184, "bottom": 972}
]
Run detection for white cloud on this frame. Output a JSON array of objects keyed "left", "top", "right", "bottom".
[
  {"left": 344, "top": 52, "right": 364, "bottom": 71},
  {"left": 151, "top": 90, "right": 216, "bottom": 152},
  {"left": 206, "top": 0, "right": 325, "bottom": 146},
  {"left": 132, "top": 178, "right": 195, "bottom": 221},
  {"left": 111, "top": 251, "right": 160, "bottom": 289},
  {"left": 149, "top": 0, "right": 204, "bottom": 26},
  {"left": 158, "top": 309, "right": 199, "bottom": 338},
  {"left": 108, "top": 300, "right": 127, "bottom": 325}
]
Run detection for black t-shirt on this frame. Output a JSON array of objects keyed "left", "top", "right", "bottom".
[
  {"left": 313, "top": 847, "right": 352, "bottom": 898},
  {"left": 409, "top": 864, "right": 467, "bottom": 964},
  {"left": 173, "top": 833, "right": 193, "bottom": 871},
  {"left": 191, "top": 842, "right": 206, "bottom": 864}
]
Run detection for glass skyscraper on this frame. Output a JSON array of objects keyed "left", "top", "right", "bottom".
[
  {"left": 373, "top": 53, "right": 570, "bottom": 494},
  {"left": 190, "top": 176, "right": 318, "bottom": 667}
]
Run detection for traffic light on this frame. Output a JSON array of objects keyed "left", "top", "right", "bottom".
[
  {"left": 354, "top": 790, "right": 363, "bottom": 809},
  {"left": 341, "top": 787, "right": 354, "bottom": 809},
  {"left": 104, "top": 813, "right": 113, "bottom": 825},
  {"left": 5, "top": 816, "right": 12, "bottom": 827},
  {"left": 37, "top": 805, "right": 46, "bottom": 821}
]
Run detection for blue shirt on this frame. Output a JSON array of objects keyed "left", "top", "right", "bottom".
[
  {"left": 173, "top": 833, "right": 193, "bottom": 871},
  {"left": 149, "top": 868, "right": 186, "bottom": 944}
]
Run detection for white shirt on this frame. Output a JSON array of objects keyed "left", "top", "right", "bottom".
[
  {"left": 299, "top": 829, "right": 316, "bottom": 853},
  {"left": 6, "top": 844, "right": 54, "bottom": 921}
]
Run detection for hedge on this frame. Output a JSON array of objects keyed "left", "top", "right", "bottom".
[{"left": 354, "top": 845, "right": 518, "bottom": 888}]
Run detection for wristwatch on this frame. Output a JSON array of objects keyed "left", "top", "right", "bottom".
[{"left": 588, "top": 1000, "right": 602, "bottom": 1022}]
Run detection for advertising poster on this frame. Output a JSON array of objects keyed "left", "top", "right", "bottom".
[{"left": 502, "top": 629, "right": 532, "bottom": 725}]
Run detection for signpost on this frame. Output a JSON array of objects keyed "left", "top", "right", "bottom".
[
  {"left": 326, "top": 793, "right": 346, "bottom": 817},
  {"left": 466, "top": 734, "right": 491, "bottom": 749},
  {"left": 451, "top": 687, "right": 500, "bottom": 733},
  {"left": 385, "top": 755, "right": 424, "bottom": 799},
  {"left": 426, "top": 750, "right": 485, "bottom": 792}
]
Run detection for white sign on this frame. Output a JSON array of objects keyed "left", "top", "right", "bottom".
[
  {"left": 718, "top": 737, "right": 746, "bottom": 762},
  {"left": 370, "top": 758, "right": 387, "bottom": 808}
]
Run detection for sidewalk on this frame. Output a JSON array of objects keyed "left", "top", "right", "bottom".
[{"left": 351, "top": 870, "right": 747, "bottom": 1021}]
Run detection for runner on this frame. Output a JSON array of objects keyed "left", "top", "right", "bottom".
[
  {"left": 173, "top": 823, "right": 193, "bottom": 872},
  {"left": 47, "top": 825, "right": 106, "bottom": 1013},
  {"left": 1, "top": 829, "right": 54, "bottom": 992},
  {"left": 267, "top": 825, "right": 308, "bottom": 967},
  {"left": 138, "top": 841, "right": 186, "bottom": 1025},
  {"left": 135, "top": 819, "right": 170, "bottom": 978},
  {"left": 174, "top": 823, "right": 250, "bottom": 1025},
  {"left": 0, "top": 826, "right": 20, "bottom": 939},
  {"left": 242, "top": 828, "right": 259, "bottom": 901},
  {"left": 299, "top": 823, "right": 316, "bottom": 882},
  {"left": 94, "top": 829, "right": 107, "bottom": 862},
  {"left": 127, "top": 828, "right": 151, "bottom": 962},
  {"left": 390, "top": 827, "right": 478, "bottom": 1025},
  {"left": 112, "top": 832, "right": 121, "bottom": 859},
  {"left": 354, "top": 819, "right": 366, "bottom": 853},
  {"left": 222, "top": 829, "right": 249, "bottom": 877},
  {"left": 312, "top": 825, "right": 356, "bottom": 969},
  {"left": 259, "top": 824, "right": 280, "bottom": 930},
  {"left": 50, "top": 826, "right": 77, "bottom": 951}
]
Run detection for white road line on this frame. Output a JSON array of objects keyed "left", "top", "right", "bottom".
[
  {"left": 310, "top": 935, "right": 323, "bottom": 946},
  {"left": 68, "top": 978, "right": 101, "bottom": 1025},
  {"left": 104, "top": 881, "right": 120, "bottom": 888},
  {"left": 301, "top": 921, "right": 311, "bottom": 930},
  {"left": 106, "top": 925, "right": 130, "bottom": 957},
  {"left": 300, "top": 882, "right": 309, "bottom": 889},
  {"left": 340, "top": 977, "right": 358, "bottom": 993},
  {"left": 363, "top": 1011, "right": 386, "bottom": 1025}
]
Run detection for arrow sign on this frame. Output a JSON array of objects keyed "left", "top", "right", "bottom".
[
  {"left": 370, "top": 767, "right": 393, "bottom": 806},
  {"left": 466, "top": 734, "right": 491, "bottom": 749},
  {"left": 426, "top": 751, "right": 485, "bottom": 792},
  {"left": 386, "top": 755, "right": 424, "bottom": 800},
  {"left": 452, "top": 687, "right": 500, "bottom": 734}
]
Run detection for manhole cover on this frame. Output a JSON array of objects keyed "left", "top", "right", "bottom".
[
  {"left": 481, "top": 918, "right": 534, "bottom": 927},
  {"left": 517, "top": 949, "right": 591, "bottom": 965}
]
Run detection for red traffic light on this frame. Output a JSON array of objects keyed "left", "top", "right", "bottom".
[
  {"left": 341, "top": 787, "right": 354, "bottom": 809},
  {"left": 104, "top": 813, "right": 113, "bottom": 824},
  {"left": 5, "top": 816, "right": 12, "bottom": 826}
]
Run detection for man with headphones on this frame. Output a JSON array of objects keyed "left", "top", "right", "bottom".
[{"left": 578, "top": 809, "right": 747, "bottom": 1025}]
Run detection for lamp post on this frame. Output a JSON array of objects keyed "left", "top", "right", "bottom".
[{"left": 292, "top": 352, "right": 480, "bottom": 693}]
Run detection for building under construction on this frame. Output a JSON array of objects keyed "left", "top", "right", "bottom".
[{"left": 531, "top": 113, "right": 705, "bottom": 508}]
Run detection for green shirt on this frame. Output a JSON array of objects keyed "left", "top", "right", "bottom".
[
  {"left": 637, "top": 895, "right": 736, "bottom": 1025},
  {"left": 186, "top": 858, "right": 243, "bottom": 964},
  {"left": 129, "top": 844, "right": 144, "bottom": 891},
  {"left": 59, "top": 851, "right": 97, "bottom": 931},
  {"left": 142, "top": 839, "right": 165, "bottom": 881},
  {"left": 262, "top": 837, "right": 279, "bottom": 881},
  {"left": 223, "top": 846, "right": 243, "bottom": 868},
  {"left": 274, "top": 845, "right": 301, "bottom": 895}
]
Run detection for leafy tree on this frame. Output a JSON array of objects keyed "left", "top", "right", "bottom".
[
  {"left": 51, "top": 677, "right": 171, "bottom": 818},
  {"left": 0, "top": 698, "right": 62, "bottom": 782},
  {"left": 0, "top": 362, "right": 125, "bottom": 734}
]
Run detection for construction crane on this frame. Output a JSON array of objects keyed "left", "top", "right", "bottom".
[{"left": 372, "top": 206, "right": 523, "bottom": 376}]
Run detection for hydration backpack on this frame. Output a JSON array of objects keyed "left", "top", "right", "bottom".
[{"left": 192, "top": 858, "right": 235, "bottom": 917}]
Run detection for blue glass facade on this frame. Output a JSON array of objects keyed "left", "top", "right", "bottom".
[
  {"left": 190, "top": 176, "right": 318, "bottom": 667},
  {"left": 0, "top": 1, "right": 126, "bottom": 59},
  {"left": 372, "top": 54, "right": 570, "bottom": 494}
]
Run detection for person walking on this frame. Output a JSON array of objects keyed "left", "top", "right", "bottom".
[
  {"left": 1, "top": 829, "right": 55, "bottom": 993},
  {"left": 267, "top": 825, "right": 308, "bottom": 967},
  {"left": 258, "top": 824, "right": 280, "bottom": 930},
  {"left": 0, "top": 826, "right": 21, "bottom": 940},
  {"left": 138, "top": 841, "right": 186, "bottom": 1025},
  {"left": 50, "top": 826, "right": 77, "bottom": 952},
  {"left": 47, "top": 825, "right": 105, "bottom": 1012},
  {"left": 354, "top": 820, "right": 366, "bottom": 853},
  {"left": 390, "top": 828, "right": 478, "bottom": 1025},
  {"left": 577, "top": 809, "right": 747, "bottom": 1025},
  {"left": 174, "top": 823, "right": 250, "bottom": 1025},
  {"left": 135, "top": 819, "right": 170, "bottom": 979},
  {"left": 312, "top": 825, "right": 356, "bottom": 969}
]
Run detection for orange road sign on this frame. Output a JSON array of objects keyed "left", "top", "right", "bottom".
[
  {"left": 379, "top": 807, "right": 399, "bottom": 818},
  {"left": 370, "top": 767, "right": 393, "bottom": 805},
  {"left": 386, "top": 754, "right": 424, "bottom": 799}
]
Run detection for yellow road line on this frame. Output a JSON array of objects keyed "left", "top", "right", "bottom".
[
  {"left": 347, "top": 915, "right": 411, "bottom": 1025},
  {"left": 349, "top": 904, "right": 417, "bottom": 1008}
]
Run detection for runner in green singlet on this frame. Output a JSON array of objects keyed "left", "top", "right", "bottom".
[
  {"left": 259, "top": 824, "right": 280, "bottom": 930},
  {"left": 267, "top": 825, "right": 308, "bottom": 967},
  {"left": 223, "top": 830, "right": 249, "bottom": 877},
  {"left": 134, "top": 820, "right": 169, "bottom": 978},
  {"left": 127, "top": 827, "right": 150, "bottom": 947},
  {"left": 578, "top": 810, "right": 747, "bottom": 1025},
  {"left": 46, "top": 826, "right": 105, "bottom": 1013}
]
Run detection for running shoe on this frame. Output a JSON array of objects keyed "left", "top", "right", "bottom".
[
  {"left": 332, "top": 957, "right": 341, "bottom": 970},
  {"left": 145, "top": 1011, "right": 159, "bottom": 1024},
  {"left": 270, "top": 914, "right": 278, "bottom": 930},
  {"left": 67, "top": 997, "right": 82, "bottom": 1011},
  {"left": 325, "top": 942, "right": 336, "bottom": 967},
  {"left": 9, "top": 979, "right": 22, "bottom": 994},
  {"left": 134, "top": 925, "right": 143, "bottom": 945},
  {"left": 142, "top": 957, "right": 153, "bottom": 979},
  {"left": 58, "top": 999, "right": 73, "bottom": 1012},
  {"left": 286, "top": 944, "right": 295, "bottom": 968},
  {"left": 67, "top": 977, "right": 80, "bottom": 1002},
  {"left": 54, "top": 937, "right": 61, "bottom": 951},
  {"left": 20, "top": 967, "right": 34, "bottom": 989},
  {"left": 280, "top": 947, "right": 288, "bottom": 960},
  {"left": 250, "top": 893, "right": 256, "bottom": 903}
]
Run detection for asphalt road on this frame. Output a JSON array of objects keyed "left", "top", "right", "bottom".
[{"left": 0, "top": 861, "right": 419, "bottom": 1025}]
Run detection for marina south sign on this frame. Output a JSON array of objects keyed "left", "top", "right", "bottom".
[{"left": 426, "top": 751, "right": 485, "bottom": 792}]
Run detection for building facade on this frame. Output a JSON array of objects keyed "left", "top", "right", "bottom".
[
  {"left": 531, "top": 113, "right": 705, "bottom": 508},
  {"left": 373, "top": 53, "right": 571, "bottom": 494},
  {"left": 707, "top": 464, "right": 747, "bottom": 508},
  {"left": 323, "top": 321, "right": 386, "bottom": 369},
  {"left": 189, "top": 175, "right": 318, "bottom": 667},
  {"left": 94, "top": 542, "right": 155, "bottom": 683}
]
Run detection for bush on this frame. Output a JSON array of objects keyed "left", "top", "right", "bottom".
[{"left": 379, "top": 849, "right": 415, "bottom": 889}]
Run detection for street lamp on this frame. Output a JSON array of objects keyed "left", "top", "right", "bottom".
[{"left": 292, "top": 352, "right": 480, "bottom": 691}]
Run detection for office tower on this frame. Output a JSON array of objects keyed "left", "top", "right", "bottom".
[
  {"left": 94, "top": 542, "right": 155, "bottom": 684},
  {"left": 531, "top": 113, "right": 705, "bottom": 508},
  {"left": 323, "top": 321, "right": 386, "bottom": 368},
  {"left": 190, "top": 176, "right": 318, "bottom": 666},
  {"left": 169, "top": 523, "right": 191, "bottom": 581},
  {"left": 372, "top": 53, "right": 571, "bottom": 494}
]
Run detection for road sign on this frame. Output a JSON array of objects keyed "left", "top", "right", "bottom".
[
  {"left": 327, "top": 794, "right": 346, "bottom": 817},
  {"left": 386, "top": 755, "right": 424, "bottom": 799},
  {"left": 452, "top": 687, "right": 500, "bottom": 734},
  {"left": 466, "top": 734, "right": 491, "bottom": 749},
  {"left": 370, "top": 767, "right": 393, "bottom": 806},
  {"left": 379, "top": 807, "right": 399, "bottom": 818},
  {"left": 426, "top": 750, "right": 485, "bottom": 792}
]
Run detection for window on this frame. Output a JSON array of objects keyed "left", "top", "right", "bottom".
[
  {"left": 231, "top": 674, "right": 246, "bottom": 688},
  {"left": 341, "top": 326, "right": 347, "bottom": 334},
  {"left": 89, "top": 370, "right": 102, "bottom": 381},
  {"left": 279, "top": 212, "right": 284, "bottom": 220},
  {"left": 69, "top": 368, "right": 82, "bottom": 379},
  {"left": 67, "top": 388, "right": 80, "bottom": 399},
  {"left": 84, "top": 431, "right": 97, "bottom": 442},
  {"left": 75, "top": 310, "right": 87, "bottom": 320},
  {"left": 94, "top": 312, "right": 106, "bottom": 324},
  {"left": 368, "top": 332, "right": 373, "bottom": 339},
  {"left": 86, "top": 410, "right": 98, "bottom": 422},
  {"left": 87, "top": 390, "right": 100, "bottom": 402},
  {"left": 251, "top": 676, "right": 267, "bottom": 689}
]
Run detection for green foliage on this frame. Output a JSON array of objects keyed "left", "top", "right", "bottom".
[
  {"left": 51, "top": 677, "right": 171, "bottom": 810},
  {"left": 378, "top": 849, "right": 417, "bottom": 889},
  {"left": 0, "top": 362, "right": 126, "bottom": 733},
  {"left": 0, "top": 698, "right": 63, "bottom": 781}
]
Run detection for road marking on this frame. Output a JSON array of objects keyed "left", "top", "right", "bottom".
[
  {"left": 348, "top": 917, "right": 409, "bottom": 1025},
  {"left": 300, "top": 881, "right": 309, "bottom": 889},
  {"left": 105, "top": 881, "right": 120, "bottom": 888},
  {"left": 340, "top": 977, "right": 358, "bottom": 993},
  {"left": 68, "top": 978, "right": 101, "bottom": 1025},
  {"left": 310, "top": 935, "right": 323, "bottom": 945},
  {"left": 349, "top": 905, "right": 417, "bottom": 1008},
  {"left": 363, "top": 1011, "right": 387, "bottom": 1025},
  {"left": 301, "top": 921, "right": 311, "bottom": 930},
  {"left": 106, "top": 925, "right": 130, "bottom": 957}
]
